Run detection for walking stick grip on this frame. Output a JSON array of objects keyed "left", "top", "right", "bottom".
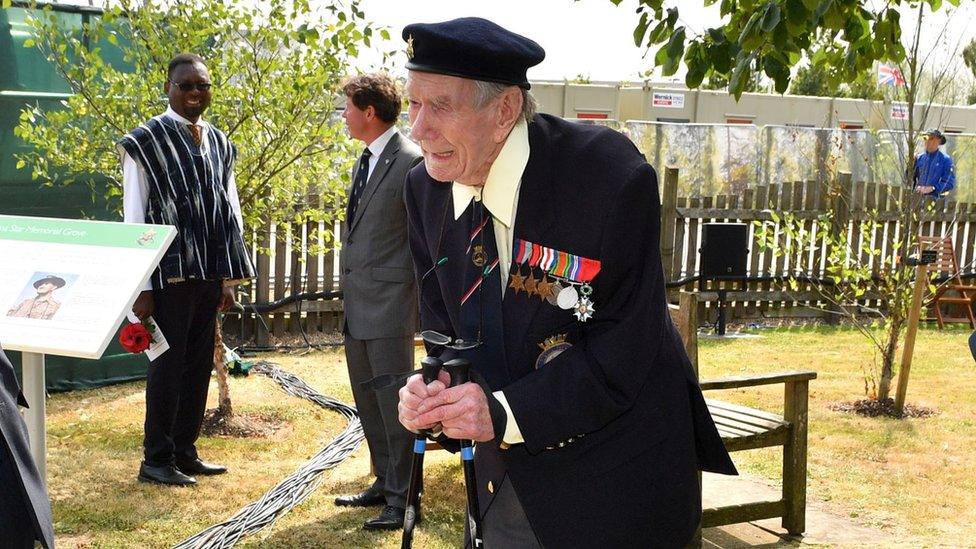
[{"left": 443, "top": 358, "right": 472, "bottom": 386}]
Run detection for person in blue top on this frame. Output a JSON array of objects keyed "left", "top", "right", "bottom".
[{"left": 914, "top": 129, "right": 955, "bottom": 197}]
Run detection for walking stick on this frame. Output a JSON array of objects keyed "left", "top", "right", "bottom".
[
  {"left": 401, "top": 356, "right": 444, "bottom": 549},
  {"left": 443, "top": 358, "right": 484, "bottom": 548}
]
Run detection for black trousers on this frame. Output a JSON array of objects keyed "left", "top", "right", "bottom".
[
  {"left": 0, "top": 444, "right": 37, "bottom": 549},
  {"left": 143, "top": 279, "right": 222, "bottom": 466}
]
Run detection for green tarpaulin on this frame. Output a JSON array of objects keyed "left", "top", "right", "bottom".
[{"left": 2, "top": 3, "right": 146, "bottom": 392}]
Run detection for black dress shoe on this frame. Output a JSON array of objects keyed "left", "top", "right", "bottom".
[
  {"left": 138, "top": 463, "right": 196, "bottom": 486},
  {"left": 175, "top": 458, "right": 228, "bottom": 476},
  {"left": 335, "top": 486, "right": 385, "bottom": 507},
  {"left": 363, "top": 505, "right": 406, "bottom": 531}
]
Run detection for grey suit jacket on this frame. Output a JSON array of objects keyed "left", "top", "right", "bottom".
[
  {"left": 340, "top": 131, "right": 423, "bottom": 340},
  {"left": 0, "top": 345, "right": 54, "bottom": 549}
]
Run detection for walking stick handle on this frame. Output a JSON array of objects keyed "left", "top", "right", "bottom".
[
  {"left": 443, "top": 358, "right": 472, "bottom": 386},
  {"left": 421, "top": 356, "right": 443, "bottom": 384}
]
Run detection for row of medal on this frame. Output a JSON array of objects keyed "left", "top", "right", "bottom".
[{"left": 507, "top": 239, "right": 601, "bottom": 322}]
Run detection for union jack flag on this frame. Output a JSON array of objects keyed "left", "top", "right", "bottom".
[{"left": 878, "top": 64, "right": 905, "bottom": 87}]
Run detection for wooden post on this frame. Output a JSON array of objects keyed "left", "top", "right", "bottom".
[
  {"left": 895, "top": 263, "right": 928, "bottom": 415},
  {"left": 678, "top": 291, "right": 699, "bottom": 375},
  {"left": 255, "top": 221, "right": 272, "bottom": 347},
  {"left": 660, "top": 167, "right": 679, "bottom": 283},
  {"left": 782, "top": 379, "right": 809, "bottom": 535},
  {"left": 273, "top": 226, "right": 288, "bottom": 337}
]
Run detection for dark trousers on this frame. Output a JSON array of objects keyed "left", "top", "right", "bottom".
[
  {"left": 344, "top": 333, "right": 414, "bottom": 508},
  {"left": 0, "top": 445, "right": 37, "bottom": 549},
  {"left": 143, "top": 279, "right": 221, "bottom": 466}
]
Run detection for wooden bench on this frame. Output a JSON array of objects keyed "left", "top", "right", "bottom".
[{"left": 668, "top": 292, "right": 816, "bottom": 542}]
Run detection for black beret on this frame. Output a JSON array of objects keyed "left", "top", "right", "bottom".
[{"left": 403, "top": 17, "right": 545, "bottom": 90}]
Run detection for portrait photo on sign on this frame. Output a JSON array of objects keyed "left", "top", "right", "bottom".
[{"left": 6, "top": 272, "right": 80, "bottom": 321}]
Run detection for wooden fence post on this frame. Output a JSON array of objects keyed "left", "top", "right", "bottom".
[
  {"left": 255, "top": 220, "right": 271, "bottom": 347},
  {"left": 660, "top": 167, "right": 679, "bottom": 282}
]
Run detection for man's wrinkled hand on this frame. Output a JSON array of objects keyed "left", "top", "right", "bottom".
[
  {"left": 131, "top": 290, "right": 154, "bottom": 320},
  {"left": 415, "top": 381, "right": 495, "bottom": 442},
  {"left": 398, "top": 370, "right": 450, "bottom": 433}
]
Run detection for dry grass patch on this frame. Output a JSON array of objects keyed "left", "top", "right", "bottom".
[{"left": 699, "top": 324, "right": 976, "bottom": 545}]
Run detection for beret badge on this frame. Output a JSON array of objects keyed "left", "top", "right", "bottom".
[{"left": 406, "top": 34, "right": 415, "bottom": 60}]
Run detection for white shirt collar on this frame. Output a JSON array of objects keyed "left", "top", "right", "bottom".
[
  {"left": 164, "top": 105, "right": 205, "bottom": 127},
  {"left": 367, "top": 125, "right": 398, "bottom": 158},
  {"left": 452, "top": 119, "right": 530, "bottom": 227}
]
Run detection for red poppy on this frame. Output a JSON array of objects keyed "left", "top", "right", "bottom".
[{"left": 119, "top": 322, "right": 152, "bottom": 353}]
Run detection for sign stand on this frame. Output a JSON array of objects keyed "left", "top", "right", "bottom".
[{"left": 22, "top": 351, "right": 47, "bottom": 481}]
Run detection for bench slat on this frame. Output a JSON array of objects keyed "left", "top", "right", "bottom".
[
  {"left": 714, "top": 422, "right": 757, "bottom": 439},
  {"left": 706, "top": 398, "right": 787, "bottom": 426},
  {"left": 722, "top": 429, "right": 789, "bottom": 451},
  {"left": 710, "top": 410, "right": 787, "bottom": 436}
]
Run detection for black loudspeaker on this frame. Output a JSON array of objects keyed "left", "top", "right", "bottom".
[{"left": 700, "top": 223, "right": 748, "bottom": 279}]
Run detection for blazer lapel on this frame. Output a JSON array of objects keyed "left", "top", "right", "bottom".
[
  {"left": 503, "top": 120, "right": 558, "bottom": 368},
  {"left": 349, "top": 133, "right": 402, "bottom": 234}
]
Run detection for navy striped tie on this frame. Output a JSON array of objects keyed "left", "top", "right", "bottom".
[{"left": 347, "top": 147, "right": 372, "bottom": 223}]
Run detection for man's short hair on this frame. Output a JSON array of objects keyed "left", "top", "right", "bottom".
[
  {"left": 168, "top": 53, "right": 207, "bottom": 79},
  {"left": 342, "top": 73, "right": 402, "bottom": 124},
  {"left": 472, "top": 80, "right": 537, "bottom": 124}
]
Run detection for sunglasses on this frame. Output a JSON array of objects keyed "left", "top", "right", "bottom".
[{"left": 169, "top": 80, "right": 212, "bottom": 92}]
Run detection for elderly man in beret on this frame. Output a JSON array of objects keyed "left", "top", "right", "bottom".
[
  {"left": 397, "top": 17, "right": 736, "bottom": 548},
  {"left": 7, "top": 275, "right": 66, "bottom": 321}
]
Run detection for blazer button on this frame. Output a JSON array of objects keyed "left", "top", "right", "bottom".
[
  {"left": 487, "top": 481, "right": 494, "bottom": 494},
  {"left": 344, "top": 268, "right": 351, "bottom": 275}
]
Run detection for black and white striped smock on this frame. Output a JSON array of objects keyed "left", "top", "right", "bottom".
[{"left": 118, "top": 115, "right": 254, "bottom": 289}]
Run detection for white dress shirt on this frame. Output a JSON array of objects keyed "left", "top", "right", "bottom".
[
  {"left": 120, "top": 106, "right": 245, "bottom": 290},
  {"left": 364, "top": 125, "right": 398, "bottom": 179}
]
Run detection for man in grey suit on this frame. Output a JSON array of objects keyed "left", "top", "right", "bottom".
[
  {"left": 335, "top": 73, "right": 423, "bottom": 531},
  {"left": 0, "top": 344, "right": 54, "bottom": 548}
]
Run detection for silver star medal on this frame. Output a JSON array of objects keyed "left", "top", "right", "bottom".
[
  {"left": 573, "top": 283, "right": 595, "bottom": 322},
  {"left": 574, "top": 296, "right": 595, "bottom": 322}
]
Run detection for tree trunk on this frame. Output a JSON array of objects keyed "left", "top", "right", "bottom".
[
  {"left": 877, "top": 315, "right": 904, "bottom": 401},
  {"left": 214, "top": 315, "right": 233, "bottom": 416}
]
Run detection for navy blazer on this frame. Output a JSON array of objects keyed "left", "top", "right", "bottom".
[
  {"left": 405, "top": 114, "right": 735, "bottom": 548},
  {"left": 0, "top": 346, "right": 54, "bottom": 549}
]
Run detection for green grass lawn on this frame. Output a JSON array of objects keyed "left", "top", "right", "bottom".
[{"left": 46, "top": 325, "right": 975, "bottom": 547}]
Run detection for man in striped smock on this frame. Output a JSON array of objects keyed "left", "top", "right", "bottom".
[{"left": 119, "top": 53, "right": 253, "bottom": 486}]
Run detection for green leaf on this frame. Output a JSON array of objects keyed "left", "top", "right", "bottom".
[
  {"left": 633, "top": 12, "right": 649, "bottom": 46},
  {"left": 761, "top": 3, "right": 781, "bottom": 33},
  {"left": 1, "top": 0, "right": 10, "bottom": 8},
  {"left": 23, "top": 38, "right": 36, "bottom": 49},
  {"left": 730, "top": 52, "right": 755, "bottom": 98},
  {"left": 15, "top": 160, "right": 25, "bottom": 170},
  {"left": 738, "top": 12, "right": 763, "bottom": 50}
]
